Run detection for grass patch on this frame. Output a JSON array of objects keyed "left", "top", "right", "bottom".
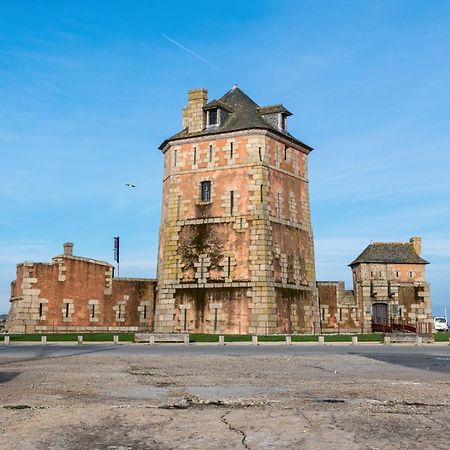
[
  {"left": 5, "top": 333, "right": 134, "bottom": 342},
  {"left": 188, "top": 333, "right": 384, "bottom": 343},
  {"left": 2, "top": 332, "right": 385, "bottom": 343},
  {"left": 433, "top": 331, "right": 450, "bottom": 342},
  {"left": 189, "top": 334, "right": 252, "bottom": 343},
  {"left": 3, "top": 405, "right": 31, "bottom": 410}
]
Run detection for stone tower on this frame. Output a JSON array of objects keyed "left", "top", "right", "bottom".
[{"left": 154, "top": 86, "right": 318, "bottom": 334}]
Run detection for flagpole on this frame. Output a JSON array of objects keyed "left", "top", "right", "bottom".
[{"left": 114, "top": 236, "right": 120, "bottom": 278}]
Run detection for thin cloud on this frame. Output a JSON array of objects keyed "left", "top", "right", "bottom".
[{"left": 161, "top": 33, "right": 219, "bottom": 71}]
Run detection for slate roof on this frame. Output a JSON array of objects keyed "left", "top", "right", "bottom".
[
  {"left": 159, "top": 86, "right": 312, "bottom": 150},
  {"left": 349, "top": 242, "right": 429, "bottom": 266}
]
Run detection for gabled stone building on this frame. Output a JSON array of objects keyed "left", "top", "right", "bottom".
[
  {"left": 350, "top": 237, "right": 432, "bottom": 333},
  {"left": 154, "top": 86, "right": 319, "bottom": 334},
  {"left": 317, "top": 237, "right": 433, "bottom": 334}
]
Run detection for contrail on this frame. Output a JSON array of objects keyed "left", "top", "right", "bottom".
[{"left": 161, "top": 33, "right": 219, "bottom": 71}]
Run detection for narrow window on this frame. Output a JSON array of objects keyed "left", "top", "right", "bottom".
[
  {"left": 230, "top": 190, "right": 234, "bottom": 215},
  {"left": 395, "top": 270, "right": 400, "bottom": 278},
  {"left": 276, "top": 193, "right": 281, "bottom": 217},
  {"left": 226, "top": 256, "right": 231, "bottom": 278},
  {"left": 408, "top": 271, "right": 413, "bottom": 278},
  {"left": 240, "top": 217, "right": 243, "bottom": 229},
  {"left": 260, "top": 185, "right": 264, "bottom": 202},
  {"left": 213, "top": 308, "right": 218, "bottom": 332},
  {"left": 209, "top": 145, "right": 213, "bottom": 162},
  {"left": 193, "top": 147, "right": 197, "bottom": 165},
  {"left": 143, "top": 305, "right": 147, "bottom": 319},
  {"left": 118, "top": 305, "right": 122, "bottom": 319},
  {"left": 281, "top": 114, "right": 287, "bottom": 129},
  {"left": 284, "top": 145, "right": 288, "bottom": 160},
  {"left": 379, "top": 271, "right": 382, "bottom": 277},
  {"left": 91, "top": 304, "right": 95, "bottom": 318},
  {"left": 176, "top": 195, "right": 181, "bottom": 220},
  {"left": 173, "top": 149, "right": 177, "bottom": 167},
  {"left": 230, "top": 142, "right": 234, "bottom": 159},
  {"left": 200, "top": 181, "right": 211, "bottom": 202},
  {"left": 370, "top": 271, "right": 374, "bottom": 278},
  {"left": 183, "top": 309, "right": 187, "bottom": 331},
  {"left": 339, "top": 308, "right": 343, "bottom": 322},
  {"left": 258, "top": 146, "right": 262, "bottom": 161},
  {"left": 321, "top": 308, "right": 325, "bottom": 321},
  {"left": 39, "top": 303, "right": 43, "bottom": 318},
  {"left": 65, "top": 303, "right": 69, "bottom": 318},
  {"left": 399, "top": 307, "right": 402, "bottom": 317}
]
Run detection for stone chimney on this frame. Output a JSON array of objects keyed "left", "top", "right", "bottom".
[
  {"left": 409, "top": 236, "right": 422, "bottom": 256},
  {"left": 184, "top": 88, "right": 208, "bottom": 132},
  {"left": 63, "top": 242, "right": 74, "bottom": 257}
]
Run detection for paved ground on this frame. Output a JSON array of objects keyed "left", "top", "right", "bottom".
[{"left": 0, "top": 343, "right": 449, "bottom": 449}]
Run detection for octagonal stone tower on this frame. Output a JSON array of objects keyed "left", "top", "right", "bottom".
[{"left": 154, "top": 86, "right": 319, "bottom": 334}]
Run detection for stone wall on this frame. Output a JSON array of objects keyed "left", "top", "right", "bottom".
[
  {"left": 5, "top": 246, "right": 156, "bottom": 334},
  {"left": 351, "top": 262, "right": 433, "bottom": 333},
  {"left": 316, "top": 282, "right": 360, "bottom": 333}
]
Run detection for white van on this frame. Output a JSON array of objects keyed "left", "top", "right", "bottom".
[{"left": 434, "top": 317, "right": 448, "bottom": 332}]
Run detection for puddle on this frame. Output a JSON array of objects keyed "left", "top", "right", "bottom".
[{"left": 0, "top": 372, "right": 20, "bottom": 383}]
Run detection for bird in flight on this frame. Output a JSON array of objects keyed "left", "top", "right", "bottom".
[{"left": 125, "top": 183, "right": 136, "bottom": 188}]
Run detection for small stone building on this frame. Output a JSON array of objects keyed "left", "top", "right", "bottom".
[
  {"left": 5, "top": 243, "right": 156, "bottom": 334},
  {"left": 317, "top": 237, "right": 433, "bottom": 334},
  {"left": 350, "top": 237, "right": 432, "bottom": 333},
  {"left": 155, "top": 86, "right": 318, "bottom": 335}
]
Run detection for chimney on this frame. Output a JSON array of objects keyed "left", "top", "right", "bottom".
[
  {"left": 184, "top": 88, "right": 208, "bottom": 132},
  {"left": 409, "top": 236, "right": 422, "bottom": 256},
  {"left": 63, "top": 242, "right": 74, "bottom": 257}
]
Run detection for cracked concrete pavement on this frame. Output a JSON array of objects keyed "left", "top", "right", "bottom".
[{"left": 0, "top": 344, "right": 449, "bottom": 449}]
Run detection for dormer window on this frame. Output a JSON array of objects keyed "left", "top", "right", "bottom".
[
  {"left": 280, "top": 114, "right": 287, "bottom": 130},
  {"left": 208, "top": 109, "right": 218, "bottom": 126}
]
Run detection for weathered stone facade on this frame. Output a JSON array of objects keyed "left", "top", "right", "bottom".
[
  {"left": 317, "top": 237, "right": 433, "bottom": 334},
  {"left": 5, "top": 243, "right": 156, "bottom": 333},
  {"left": 317, "top": 281, "right": 360, "bottom": 333},
  {"left": 154, "top": 86, "right": 319, "bottom": 335},
  {"left": 350, "top": 237, "right": 433, "bottom": 334}
]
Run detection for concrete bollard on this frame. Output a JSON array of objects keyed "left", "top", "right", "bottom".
[
  {"left": 41, "top": 336, "right": 47, "bottom": 345},
  {"left": 318, "top": 336, "right": 325, "bottom": 346},
  {"left": 252, "top": 335, "right": 258, "bottom": 345},
  {"left": 183, "top": 335, "right": 190, "bottom": 344},
  {"left": 352, "top": 336, "right": 358, "bottom": 346},
  {"left": 448, "top": 337, "right": 450, "bottom": 347},
  {"left": 384, "top": 336, "right": 391, "bottom": 345},
  {"left": 285, "top": 335, "right": 292, "bottom": 346},
  {"left": 218, "top": 335, "right": 225, "bottom": 345},
  {"left": 415, "top": 336, "right": 423, "bottom": 346},
  {"left": 4, "top": 335, "right": 10, "bottom": 345},
  {"left": 77, "top": 335, "right": 83, "bottom": 345},
  {"left": 149, "top": 335, "right": 155, "bottom": 345},
  {"left": 113, "top": 335, "right": 119, "bottom": 345}
]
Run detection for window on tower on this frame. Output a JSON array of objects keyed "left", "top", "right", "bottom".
[{"left": 200, "top": 181, "right": 212, "bottom": 202}]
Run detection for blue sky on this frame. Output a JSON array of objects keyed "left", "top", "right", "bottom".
[{"left": 1, "top": 0, "right": 449, "bottom": 315}]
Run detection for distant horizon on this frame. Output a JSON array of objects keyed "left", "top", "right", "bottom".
[{"left": 1, "top": 0, "right": 449, "bottom": 316}]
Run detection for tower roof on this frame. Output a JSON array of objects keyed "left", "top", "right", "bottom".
[
  {"left": 349, "top": 242, "right": 429, "bottom": 266},
  {"left": 159, "top": 86, "right": 312, "bottom": 150}
]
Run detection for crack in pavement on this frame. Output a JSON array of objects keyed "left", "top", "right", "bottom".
[{"left": 220, "top": 410, "right": 250, "bottom": 449}]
